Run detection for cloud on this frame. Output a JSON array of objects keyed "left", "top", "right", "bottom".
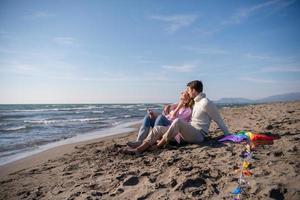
[
  {"left": 238, "top": 76, "right": 277, "bottom": 83},
  {"left": 150, "top": 14, "right": 198, "bottom": 33},
  {"left": 162, "top": 64, "right": 196, "bottom": 72},
  {"left": 0, "top": 30, "right": 14, "bottom": 39},
  {"left": 0, "top": 58, "right": 75, "bottom": 78},
  {"left": 260, "top": 66, "right": 300, "bottom": 72},
  {"left": 23, "top": 11, "right": 55, "bottom": 20},
  {"left": 0, "top": 58, "right": 173, "bottom": 83},
  {"left": 53, "top": 37, "right": 79, "bottom": 46},
  {"left": 195, "top": 27, "right": 223, "bottom": 37},
  {"left": 223, "top": 0, "right": 296, "bottom": 25},
  {"left": 184, "top": 46, "right": 230, "bottom": 55},
  {"left": 194, "top": 0, "right": 296, "bottom": 37},
  {"left": 75, "top": 73, "right": 172, "bottom": 82},
  {"left": 244, "top": 53, "right": 273, "bottom": 60}
]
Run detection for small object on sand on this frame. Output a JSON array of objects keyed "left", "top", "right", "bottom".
[
  {"left": 218, "top": 131, "right": 277, "bottom": 144},
  {"left": 265, "top": 124, "right": 273, "bottom": 130},
  {"left": 231, "top": 187, "right": 241, "bottom": 194},
  {"left": 218, "top": 134, "right": 248, "bottom": 143},
  {"left": 242, "top": 169, "right": 253, "bottom": 176},
  {"left": 246, "top": 144, "right": 251, "bottom": 153},
  {"left": 240, "top": 151, "right": 251, "bottom": 158},
  {"left": 242, "top": 161, "right": 251, "bottom": 169}
]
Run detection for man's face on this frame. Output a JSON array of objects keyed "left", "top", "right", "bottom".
[{"left": 187, "top": 87, "right": 196, "bottom": 98}]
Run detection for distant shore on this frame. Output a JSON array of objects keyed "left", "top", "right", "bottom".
[{"left": 0, "top": 101, "right": 299, "bottom": 200}]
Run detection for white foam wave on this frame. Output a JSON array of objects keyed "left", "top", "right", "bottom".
[
  {"left": 108, "top": 116, "right": 118, "bottom": 120},
  {"left": 92, "top": 111, "right": 105, "bottom": 113},
  {"left": 24, "top": 118, "right": 103, "bottom": 124},
  {"left": 138, "top": 108, "right": 147, "bottom": 111},
  {"left": 1, "top": 125, "right": 27, "bottom": 131},
  {"left": 11, "top": 106, "right": 102, "bottom": 112}
]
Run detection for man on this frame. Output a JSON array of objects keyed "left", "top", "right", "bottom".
[{"left": 122, "top": 80, "right": 229, "bottom": 154}]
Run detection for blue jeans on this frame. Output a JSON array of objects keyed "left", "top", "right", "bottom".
[{"left": 136, "top": 114, "right": 171, "bottom": 142}]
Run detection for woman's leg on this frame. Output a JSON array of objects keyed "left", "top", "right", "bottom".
[
  {"left": 154, "top": 114, "right": 171, "bottom": 127},
  {"left": 136, "top": 114, "right": 156, "bottom": 142},
  {"left": 125, "top": 126, "right": 169, "bottom": 154}
]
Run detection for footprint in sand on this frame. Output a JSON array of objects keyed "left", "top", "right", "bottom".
[
  {"left": 176, "top": 177, "right": 206, "bottom": 193},
  {"left": 62, "top": 172, "right": 73, "bottom": 176},
  {"left": 67, "top": 191, "right": 82, "bottom": 200},
  {"left": 269, "top": 185, "right": 287, "bottom": 200},
  {"left": 61, "top": 181, "right": 76, "bottom": 189},
  {"left": 123, "top": 176, "right": 139, "bottom": 186},
  {"left": 50, "top": 186, "right": 64, "bottom": 195},
  {"left": 80, "top": 174, "right": 92, "bottom": 180}
]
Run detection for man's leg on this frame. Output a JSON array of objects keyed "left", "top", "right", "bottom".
[
  {"left": 143, "top": 126, "right": 169, "bottom": 146},
  {"left": 162, "top": 118, "right": 204, "bottom": 144}
]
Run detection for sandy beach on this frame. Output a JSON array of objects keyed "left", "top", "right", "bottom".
[{"left": 0, "top": 101, "right": 299, "bottom": 200}]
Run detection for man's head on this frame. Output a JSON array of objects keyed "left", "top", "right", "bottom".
[{"left": 186, "top": 80, "right": 203, "bottom": 98}]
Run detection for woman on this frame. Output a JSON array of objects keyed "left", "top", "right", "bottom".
[{"left": 127, "top": 90, "right": 193, "bottom": 148}]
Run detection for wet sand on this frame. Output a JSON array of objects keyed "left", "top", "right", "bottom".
[{"left": 0, "top": 101, "right": 299, "bottom": 200}]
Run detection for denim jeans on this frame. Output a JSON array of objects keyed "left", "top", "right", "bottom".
[{"left": 136, "top": 114, "right": 171, "bottom": 142}]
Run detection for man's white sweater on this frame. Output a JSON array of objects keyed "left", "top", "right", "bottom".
[{"left": 190, "top": 92, "right": 229, "bottom": 135}]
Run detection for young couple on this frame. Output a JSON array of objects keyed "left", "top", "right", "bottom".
[{"left": 123, "top": 80, "right": 229, "bottom": 154}]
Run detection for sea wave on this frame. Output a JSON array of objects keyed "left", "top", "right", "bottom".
[
  {"left": 24, "top": 117, "right": 104, "bottom": 124},
  {"left": 92, "top": 111, "right": 105, "bottom": 113},
  {"left": 8, "top": 106, "right": 103, "bottom": 113},
  {"left": 108, "top": 116, "right": 118, "bottom": 120},
  {"left": 138, "top": 108, "right": 147, "bottom": 111},
  {"left": 0, "top": 125, "right": 27, "bottom": 131}
]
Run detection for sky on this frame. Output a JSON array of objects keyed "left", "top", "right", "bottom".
[{"left": 0, "top": 0, "right": 300, "bottom": 104}]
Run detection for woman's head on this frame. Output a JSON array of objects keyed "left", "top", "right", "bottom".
[{"left": 180, "top": 90, "right": 194, "bottom": 108}]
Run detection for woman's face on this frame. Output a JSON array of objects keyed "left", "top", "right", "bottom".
[{"left": 180, "top": 91, "right": 191, "bottom": 103}]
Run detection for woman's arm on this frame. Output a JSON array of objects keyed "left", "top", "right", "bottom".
[
  {"left": 163, "top": 103, "right": 177, "bottom": 115},
  {"left": 168, "top": 101, "right": 185, "bottom": 119},
  {"left": 177, "top": 107, "right": 192, "bottom": 122}
]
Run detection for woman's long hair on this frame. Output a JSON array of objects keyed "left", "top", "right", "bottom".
[{"left": 185, "top": 99, "right": 194, "bottom": 109}]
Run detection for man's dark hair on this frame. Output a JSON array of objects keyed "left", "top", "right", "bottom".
[{"left": 187, "top": 80, "right": 203, "bottom": 93}]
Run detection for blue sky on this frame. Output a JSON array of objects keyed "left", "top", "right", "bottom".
[{"left": 0, "top": 0, "right": 299, "bottom": 103}]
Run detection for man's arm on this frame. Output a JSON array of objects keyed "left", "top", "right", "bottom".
[{"left": 204, "top": 101, "right": 229, "bottom": 134}]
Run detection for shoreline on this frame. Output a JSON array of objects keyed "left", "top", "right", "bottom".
[
  {"left": 0, "top": 101, "right": 291, "bottom": 167},
  {"left": 0, "top": 121, "right": 140, "bottom": 177}
]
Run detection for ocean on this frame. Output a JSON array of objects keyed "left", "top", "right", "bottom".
[{"left": 0, "top": 104, "right": 165, "bottom": 165}]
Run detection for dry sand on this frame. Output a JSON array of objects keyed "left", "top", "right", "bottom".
[{"left": 0, "top": 101, "right": 299, "bottom": 200}]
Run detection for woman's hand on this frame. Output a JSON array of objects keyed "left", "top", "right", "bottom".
[
  {"left": 163, "top": 105, "right": 171, "bottom": 115},
  {"left": 169, "top": 101, "right": 185, "bottom": 118},
  {"left": 148, "top": 109, "right": 156, "bottom": 119}
]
